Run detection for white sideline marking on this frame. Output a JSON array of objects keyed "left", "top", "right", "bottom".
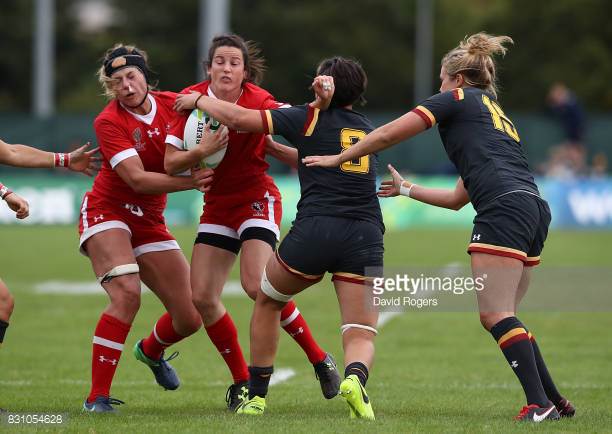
[
  {"left": 35, "top": 281, "right": 105, "bottom": 294},
  {"left": 58, "top": 370, "right": 296, "bottom": 387},
  {"left": 8, "top": 378, "right": 605, "bottom": 390},
  {"left": 269, "top": 368, "right": 296, "bottom": 386},
  {"left": 0, "top": 380, "right": 32, "bottom": 386},
  {"left": 377, "top": 311, "right": 402, "bottom": 328},
  {"left": 34, "top": 280, "right": 245, "bottom": 296},
  {"left": 221, "top": 281, "right": 244, "bottom": 297},
  {"left": 59, "top": 379, "right": 152, "bottom": 386}
]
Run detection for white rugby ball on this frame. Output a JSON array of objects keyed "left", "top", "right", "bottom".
[{"left": 183, "top": 108, "right": 226, "bottom": 168}]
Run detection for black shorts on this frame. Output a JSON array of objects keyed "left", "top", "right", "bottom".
[
  {"left": 195, "top": 226, "right": 277, "bottom": 255},
  {"left": 277, "top": 216, "right": 384, "bottom": 283},
  {"left": 467, "top": 192, "right": 551, "bottom": 266}
]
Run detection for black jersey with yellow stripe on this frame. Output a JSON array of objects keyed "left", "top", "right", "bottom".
[
  {"left": 261, "top": 104, "right": 384, "bottom": 232},
  {"left": 412, "top": 87, "right": 539, "bottom": 212}
]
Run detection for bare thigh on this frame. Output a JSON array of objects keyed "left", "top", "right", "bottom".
[
  {"left": 472, "top": 252, "right": 524, "bottom": 330},
  {"left": 190, "top": 243, "right": 236, "bottom": 326},
  {"left": 240, "top": 239, "right": 274, "bottom": 300},
  {"left": 83, "top": 228, "right": 141, "bottom": 323},
  {"left": 138, "top": 248, "right": 201, "bottom": 334}
]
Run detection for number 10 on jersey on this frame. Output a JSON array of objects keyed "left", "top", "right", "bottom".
[{"left": 340, "top": 128, "right": 370, "bottom": 174}]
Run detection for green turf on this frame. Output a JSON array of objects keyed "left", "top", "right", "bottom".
[{"left": 1, "top": 226, "right": 611, "bottom": 433}]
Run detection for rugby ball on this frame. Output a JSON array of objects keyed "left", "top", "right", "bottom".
[{"left": 183, "top": 108, "right": 226, "bottom": 168}]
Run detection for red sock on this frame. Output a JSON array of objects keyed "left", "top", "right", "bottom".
[
  {"left": 141, "top": 312, "right": 185, "bottom": 360},
  {"left": 205, "top": 312, "right": 249, "bottom": 383},
  {"left": 281, "top": 301, "right": 326, "bottom": 364},
  {"left": 88, "top": 313, "right": 131, "bottom": 402}
]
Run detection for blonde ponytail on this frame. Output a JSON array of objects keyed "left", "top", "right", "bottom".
[{"left": 442, "top": 32, "right": 513, "bottom": 98}]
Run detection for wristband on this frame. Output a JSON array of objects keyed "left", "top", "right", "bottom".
[
  {"left": 54, "top": 152, "right": 70, "bottom": 167},
  {"left": 0, "top": 183, "right": 13, "bottom": 200},
  {"left": 194, "top": 94, "right": 203, "bottom": 110},
  {"left": 399, "top": 181, "right": 414, "bottom": 198}
]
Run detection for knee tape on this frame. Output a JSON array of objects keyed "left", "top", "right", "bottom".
[
  {"left": 260, "top": 269, "right": 292, "bottom": 303},
  {"left": 341, "top": 323, "right": 378, "bottom": 335},
  {"left": 97, "top": 263, "right": 140, "bottom": 284}
]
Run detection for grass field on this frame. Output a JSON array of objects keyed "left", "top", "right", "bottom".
[{"left": 1, "top": 226, "right": 611, "bottom": 433}]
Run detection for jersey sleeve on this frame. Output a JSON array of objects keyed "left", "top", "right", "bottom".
[
  {"left": 166, "top": 112, "right": 188, "bottom": 150},
  {"left": 412, "top": 88, "right": 465, "bottom": 128},
  {"left": 260, "top": 105, "right": 316, "bottom": 143},
  {"left": 260, "top": 94, "right": 291, "bottom": 110},
  {"left": 94, "top": 117, "right": 138, "bottom": 169}
]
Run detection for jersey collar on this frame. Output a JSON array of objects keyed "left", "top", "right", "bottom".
[
  {"left": 207, "top": 86, "right": 243, "bottom": 104},
  {"left": 122, "top": 93, "right": 157, "bottom": 125}
]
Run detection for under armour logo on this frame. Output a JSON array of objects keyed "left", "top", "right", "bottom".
[
  {"left": 290, "top": 327, "right": 304, "bottom": 338},
  {"left": 124, "top": 203, "right": 144, "bottom": 217},
  {"left": 510, "top": 360, "right": 519, "bottom": 368},
  {"left": 472, "top": 234, "right": 481, "bottom": 241},
  {"left": 94, "top": 214, "right": 104, "bottom": 223},
  {"left": 220, "top": 348, "right": 231, "bottom": 354},
  {"left": 99, "top": 355, "right": 118, "bottom": 365},
  {"left": 147, "top": 127, "right": 160, "bottom": 138}
]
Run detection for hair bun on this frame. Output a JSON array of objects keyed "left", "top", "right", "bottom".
[{"left": 460, "top": 32, "right": 513, "bottom": 57}]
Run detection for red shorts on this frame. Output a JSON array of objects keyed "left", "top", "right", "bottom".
[
  {"left": 198, "top": 187, "right": 282, "bottom": 240},
  {"left": 78, "top": 193, "right": 179, "bottom": 257}
]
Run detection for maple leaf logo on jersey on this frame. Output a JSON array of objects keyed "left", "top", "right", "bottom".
[
  {"left": 251, "top": 201, "right": 265, "bottom": 217},
  {"left": 132, "top": 127, "right": 146, "bottom": 151}
]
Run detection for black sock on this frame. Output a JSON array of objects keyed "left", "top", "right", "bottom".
[
  {"left": 490, "top": 317, "right": 549, "bottom": 407},
  {"left": 248, "top": 366, "right": 273, "bottom": 399},
  {"left": 528, "top": 331, "right": 564, "bottom": 405},
  {"left": 0, "top": 320, "right": 8, "bottom": 347},
  {"left": 345, "top": 362, "right": 369, "bottom": 387}
]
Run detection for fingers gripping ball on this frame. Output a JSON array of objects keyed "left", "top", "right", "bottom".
[{"left": 183, "top": 109, "right": 226, "bottom": 168}]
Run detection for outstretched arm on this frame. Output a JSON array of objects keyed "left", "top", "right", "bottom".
[
  {"left": 302, "top": 111, "right": 428, "bottom": 168},
  {"left": 0, "top": 186, "right": 29, "bottom": 219},
  {"left": 265, "top": 135, "right": 298, "bottom": 169},
  {"left": 0, "top": 138, "right": 101, "bottom": 176},
  {"left": 378, "top": 164, "right": 469, "bottom": 211},
  {"left": 174, "top": 92, "right": 265, "bottom": 133}
]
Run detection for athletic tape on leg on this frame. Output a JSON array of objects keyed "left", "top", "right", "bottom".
[
  {"left": 341, "top": 323, "right": 378, "bottom": 335},
  {"left": 97, "top": 263, "right": 140, "bottom": 284},
  {"left": 260, "top": 269, "right": 293, "bottom": 302}
]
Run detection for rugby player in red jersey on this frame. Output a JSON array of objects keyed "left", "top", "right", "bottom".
[
  {"left": 79, "top": 44, "right": 223, "bottom": 413},
  {"left": 165, "top": 34, "right": 339, "bottom": 410}
]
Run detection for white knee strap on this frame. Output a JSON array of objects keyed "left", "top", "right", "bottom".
[
  {"left": 97, "top": 263, "right": 140, "bottom": 284},
  {"left": 260, "top": 269, "right": 293, "bottom": 303},
  {"left": 341, "top": 323, "right": 378, "bottom": 335}
]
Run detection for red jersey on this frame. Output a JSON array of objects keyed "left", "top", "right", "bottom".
[
  {"left": 166, "top": 82, "right": 287, "bottom": 203},
  {"left": 91, "top": 91, "right": 177, "bottom": 213}
]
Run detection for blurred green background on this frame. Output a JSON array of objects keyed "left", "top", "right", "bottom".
[{"left": 1, "top": 0, "right": 612, "bottom": 174}]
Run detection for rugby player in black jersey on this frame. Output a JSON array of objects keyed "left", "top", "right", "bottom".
[
  {"left": 174, "top": 57, "right": 383, "bottom": 420},
  {"left": 304, "top": 33, "right": 574, "bottom": 423}
]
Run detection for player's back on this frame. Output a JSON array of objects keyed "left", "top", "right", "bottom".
[
  {"left": 413, "top": 87, "right": 539, "bottom": 211},
  {"left": 264, "top": 105, "right": 383, "bottom": 232}
]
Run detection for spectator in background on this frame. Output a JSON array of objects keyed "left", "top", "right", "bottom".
[
  {"left": 543, "top": 82, "right": 587, "bottom": 177},
  {"left": 590, "top": 152, "right": 608, "bottom": 178}
]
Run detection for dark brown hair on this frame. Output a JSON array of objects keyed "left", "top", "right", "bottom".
[
  {"left": 316, "top": 57, "right": 367, "bottom": 108},
  {"left": 204, "top": 34, "right": 266, "bottom": 85}
]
